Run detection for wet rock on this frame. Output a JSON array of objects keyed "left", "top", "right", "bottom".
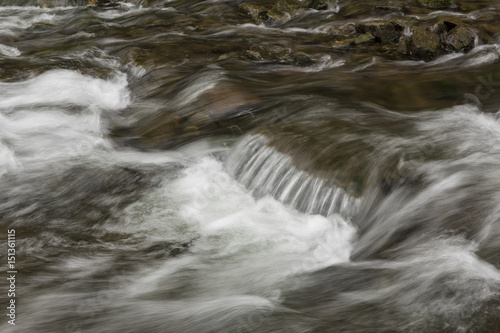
[
  {"left": 239, "top": 3, "right": 271, "bottom": 24},
  {"left": 265, "top": 0, "right": 311, "bottom": 23},
  {"left": 87, "top": 0, "right": 118, "bottom": 7},
  {"left": 26, "top": 22, "right": 54, "bottom": 31},
  {"left": 324, "top": 23, "right": 356, "bottom": 38},
  {"left": 431, "top": 20, "right": 458, "bottom": 35},
  {"left": 375, "top": 4, "right": 404, "bottom": 13},
  {"left": 430, "top": 20, "right": 476, "bottom": 53},
  {"left": 292, "top": 51, "right": 314, "bottom": 66},
  {"left": 443, "top": 26, "right": 476, "bottom": 52},
  {"left": 419, "top": 0, "right": 457, "bottom": 9},
  {"left": 196, "top": 85, "right": 257, "bottom": 121},
  {"left": 397, "top": 36, "right": 411, "bottom": 55},
  {"left": 117, "top": 82, "right": 259, "bottom": 149},
  {"left": 144, "top": 240, "right": 193, "bottom": 259},
  {"left": 248, "top": 43, "right": 293, "bottom": 62},
  {"left": 405, "top": 26, "right": 440, "bottom": 60},
  {"left": 355, "top": 20, "right": 401, "bottom": 44},
  {"left": 309, "top": 0, "right": 328, "bottom": 10},
  {"left": 391, "top": 16, "right": 420, "bottom": 31},
  {"left": 245, "top": 50, "right": 263, "bottom": 61},
  {"left": 337, "top": 2, "right": 372, "bottom": 18},
  {"left": 335, "top": 33, "right": 376, "bottom": 47},
  {"left": 352, "top": 32, "right": 376, "bottom": 45},
  {"left": 218, "top": 52, "right": 238, "bottom": 61},
  {"left": 271, "top": 0, "right": 310, "bottom": 13}
]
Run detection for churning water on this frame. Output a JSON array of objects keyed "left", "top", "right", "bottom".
[{"left": 1, "top": 1, "right": 500, "bottom": 333}]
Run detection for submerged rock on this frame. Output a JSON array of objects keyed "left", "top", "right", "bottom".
[{"left": 112, "top": 84, "right": 258, "bottom": 149}]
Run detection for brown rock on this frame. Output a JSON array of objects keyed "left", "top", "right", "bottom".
[
  {"left": 355, "top": 20, "right": 401, "bottom": 44},
  {"left": 408, "top": 26, "right": 440, "bottom": 60},
  {"left": 443, "top": 26, "right": 476, "bottom": 52}
]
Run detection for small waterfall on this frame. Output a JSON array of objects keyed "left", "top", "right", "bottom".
[{"left": 226, "top": 134, "right": 360, "bottom": 218}]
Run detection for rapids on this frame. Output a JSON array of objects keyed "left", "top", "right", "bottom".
[{"left": 0, "top": 1, "right": 500, "bottom": 332}]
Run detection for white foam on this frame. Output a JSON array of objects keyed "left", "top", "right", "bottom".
[
  {"left": 0, "top": 70, "right": 131, "bottom": 174},
  {"left": 0, "top": 44, "right": 20, "bottom": 57},
  {"left": 114, "top": 154, "right": 355, "bottom": 297},
  {"left": 0, "top": 69, "right": 130, "bottom": 109},
  {"left": 0, "top": 12, "right": 56, "bottom": 34}
]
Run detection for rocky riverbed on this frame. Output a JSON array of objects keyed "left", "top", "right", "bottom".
[{"left": 1, "top": 1, "right": 500, "bottom": 333}]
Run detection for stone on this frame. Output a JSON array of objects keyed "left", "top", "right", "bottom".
[
  {"left": 249, "top": 43, "right": 292, "bottom": 62},
  {"left": 375, "top": 4, "right": 404, "bottom": 13},
  {"left": 309, "top": 0, "right": 328, "bottom": 10},
  {"left": 265, "top": 0, "right": 310, "bottom": 23},
  {"left": 292, "top": 52, "right": 314, "bottom": 66},
  {"left": 333, "top": 32, "right": 376, "bottom": 48},
  {"left": 196, "top": 85, "right": 258, "bottom": 121},
  {"left": 87, "top": 0, "right": 118, "bottom": 7},
  {"left": 397, "top": 36, "right": 411, "bottom": 55},
  {"left": 355, "top": 20, "right": 401, "bottom": 44},
  {"left": 239, "top": 3, "right": 271, "bottom": 24},
  {"left": 443, "top": 26, "right": 476, "bottom": 52},
  {"left": 419, "top": 0, "right": 457, "bottom": 9},
  {"left": 431, "top": 20, "right": 458, "bottom": 35},
  {"left": 353, "top": 32, "right": 376, "bottom": 45},
  {"left": 245, "top": 50, "right": 263, "bottom": 61},
  {"left": 408, "top": 26, "right": 440, "bottom": 60}
]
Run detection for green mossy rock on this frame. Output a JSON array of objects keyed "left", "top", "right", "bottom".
[
  {"left": 408, "top": 26, "right": 440, "bottom": 60},
  {"left": 353, "top": 32, "right": 376, "bottom": 45}
]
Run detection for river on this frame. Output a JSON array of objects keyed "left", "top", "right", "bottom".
[{"left": 0, "top": 1, "right": 500, "bottom": 332}]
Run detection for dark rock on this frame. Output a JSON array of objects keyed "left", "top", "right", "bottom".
[
  {"left": 375, "top": 4, "right": 404, "bottom": 13},
  {"left": 325, "top": 23, "right": 356, "bottom": 38},
  {"left": 443, "top": 26, "right": 476, "bottom": 52},
  {"left": 407, "top": 26, "right": 440, "bottom": 60},
  {"left": 353, "top": 32, "right": 376, "bottom": 45},
  {"left": 419, "top": 0, "right": 457, "bottom": 9},
  {"left": 245, "top": 50, "right": 263, "bottom": 61},
  {"left": 309, "top": 0, "right": 328, "bottom": 10},
  {"left": 239, "top": 3, "right": 271, "bottom": 24},
  {"left": 266, "top": 0, "right": 310, "bottom": 22},
  {"left": 193, "top": 84, "right": 258, "bottom": 121},
  {"left": 336, "top": 32, "right": 376, "bottom": 47},
  {"left": 292, "top": 52, "right": 314, "bottom": 66},
  {"left": 355, "top": 20, "right": 401, "bottom": 44},
  {"left": 391, "top": 16, "right": 420, "bottom": 30},
  {"left": 397, "top": 36, "right": 411, "bottom": 55},
  {"left": 249, "top": 43, "right": 292, "bottom": 62},
  {"left": 271, "top": 0, "right": 310, "bottom": 13},
  {"left": 431, "top": 20, "right": 458, "bottom": 35},
  {"left": 88, "top": 0, "right": 118, "bottom": 7}
]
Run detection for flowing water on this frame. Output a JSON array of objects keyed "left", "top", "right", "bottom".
[{"left": 1, "top": 1, "right": 500, "bottom": 332}]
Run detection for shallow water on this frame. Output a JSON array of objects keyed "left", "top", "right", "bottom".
[{"left": 1, "top": 1, "right": 500, "bottom": 332}]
